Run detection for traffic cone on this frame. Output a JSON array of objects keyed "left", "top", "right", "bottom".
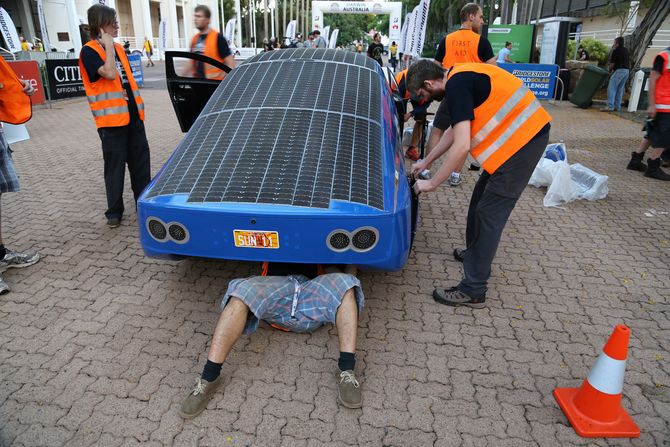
[{"left": 553, "top": 324, "right": 640, "bottom": 438}]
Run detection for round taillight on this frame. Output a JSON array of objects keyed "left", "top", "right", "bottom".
[
  {"left": 351, "top": 227, "right": 378, "bottom": 252},
  {"left": 147, "top": 218, "right": 167, "bottom": 242},
  {"left": 327, "top": 230, "right": 350, "bottom": 251},
  {"left": 168, "top": 223, "right": 188, "bottom": 243}
]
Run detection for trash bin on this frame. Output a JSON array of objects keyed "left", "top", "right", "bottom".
[{"left": 570, "top": 64, "right": 609, "bottom": 108}]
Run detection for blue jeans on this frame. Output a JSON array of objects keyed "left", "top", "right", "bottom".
[{"left": 607, "top": 68, "right": 630, "bottom": 111}]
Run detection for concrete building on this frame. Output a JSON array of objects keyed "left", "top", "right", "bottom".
[{"left": 2, "top": 0, "right": 221, "bottom": 54}]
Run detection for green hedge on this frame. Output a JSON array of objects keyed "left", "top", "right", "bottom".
[{"left": 567, "top": 38, "right": 610, "bottom": 66}]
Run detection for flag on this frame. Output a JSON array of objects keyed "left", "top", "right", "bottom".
[
  {"left": 323, "top": 26, "right": 330, "bottom": 43},
  {"left": 37, "top": 0, "right": 51, "bottom": 52},
  {"left": 0, "top": 7, "right": 21, "bottom": 53},
  {"left": 399, "top": 13, "right": 412, "bottom": 55},
  {"left": 405, "top": 0, "right": 430, "bottom": 57},
  {"left": 285, "top": 20, "right": 296, "bottom": 39},
  {"left": 158, "top": 19, "right": 167, "bottom": 51},
  {"left": 328, "top": 29, "right": 339, "bottom": 49},
  {"left": 225, "top": 19, "right": 236, "bottom": 43}
]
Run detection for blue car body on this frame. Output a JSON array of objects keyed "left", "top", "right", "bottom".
[{"left": 138, "top": 49, "right": 413, "bottom": 270}]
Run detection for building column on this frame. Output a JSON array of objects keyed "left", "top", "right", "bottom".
[
  {"left": 65, "top": 0, "right": 82, "bottom": 53},
  {"left": 19, "top": 0, "right": 37, "bottom": 40},
  {"left": 130, "top": 0, "right": 153, "bottom": 42},
  {"left": 162, "top": 0, "right": 179, "bottom": 48},
  {"left": 182, "top": 0, "right": 194, "bottom": 44}
]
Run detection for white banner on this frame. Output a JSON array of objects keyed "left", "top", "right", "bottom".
[
  {"left": 285, "top": 20, "right": 296, "bottom": 39},
  {"left": 540, "top": 21, "right": 559, "bottom": 65},
  {"left": 406, "top": 0, "right": 430, "bottom": 57},
  {"left": 328, "top": 28, "right": 339, "bottom": 48},
  {"left": 323, "top": 26, "right": 330, "bottom": 43},
  {"left": 399, "top": 12, "right": 412, "bottom": 55},
  {"left": 224, "top": 19, "right": 236, "bottom": 43},
  {"left": 158, "top": 19, "right": 167, "bottom": 51},
  {"left": 0, "top": 7, "right": 21, "bottom": 53},
  {"left": 37, "top": 0, "right": 51, "bottom": 52}
]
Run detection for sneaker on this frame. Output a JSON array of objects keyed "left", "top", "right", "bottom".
[
  {"left": 449, "top": 172, "right": 461, "bottom": 187},
  {"left": 0, "top": 249, "right": 40, "bottom": 272},
  {"left": 336, "top": 370, "right": 362, "bottom": 409},
  {"left": 453, "top": 248, "right": 464, "bottom": 263},
  {"left": 179, "top": 376, "right": 222, "bottom": 419},
  {"left": 468, "top": 163, "right": 481, "bottom": 171},
  {"left": 418, "top": 169, "right": 431, "bottom": 180},
  {"left": 107, "top": 217, "right": 121, "bottom": 228},
  {"left": 600, "top": 106, "right": 615, "bottom": 112},
  {"left": 0, "top": 277, "right": 9, "bottom": 294},
  {"left": 405, "top": 147, "right": 420, "bottom": 161},
  {"left": 432, "top": 287, "right": 486, "bottom": 309}
]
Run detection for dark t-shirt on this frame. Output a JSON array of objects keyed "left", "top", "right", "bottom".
[
  {"left": 434, "top": 33, "right": 494, "bottom": 65},
  {"left": 80, "top": 45, "right": 139, "bottom": 122},
  {"left": 610, "top": 46, "right": 630, "bottom": 70},
  {"left": 192, "top": 31, "right": 232, "bottom": 78},
  {"left": 434, "top": 71, "right": 550, "bottom": 138},
  {"left": 367, "top": 42, "right": 384, "bottom": 66}
]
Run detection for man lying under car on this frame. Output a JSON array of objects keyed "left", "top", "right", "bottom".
[{"left": 179, "top": 262, "right": 365, "bottom": 418}]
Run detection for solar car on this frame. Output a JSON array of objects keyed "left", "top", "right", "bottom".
[{"left": 138, "top": 48, "right": 417, "bottom": 271}]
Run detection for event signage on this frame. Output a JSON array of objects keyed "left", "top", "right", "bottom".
[
  {"left": 127, "top": 53, "right": 144, "bottom": 87},
  {"left": 45, "top": 59, "right": 85, "bottom": 100},
  {"left": 158, "top": 19, "right": 167, "bottom": 51},
  {"left": 8, "top": 61, "right": 46, "bottom": 105},
  {"left": 488, "top": 24, "right": 534, "bottom": 63},
  {"left": 498, "top": 63, "right": 558, "bottom": 100},
  {"left": 540, "top": 21, "right": 560, "bottom": 65},
  {"left": 0, "top": 7, "right": 21, "bottom": 53}
]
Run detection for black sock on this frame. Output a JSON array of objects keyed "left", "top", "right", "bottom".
[
  {"left": 201, "top": 359, "right": 223, "bottom": 382},
  {"left": 338, "top": 352, "right": 356, "bottom": 372},
  {"left": 0, "top": 245, "right": 6, "bottom": 259}
]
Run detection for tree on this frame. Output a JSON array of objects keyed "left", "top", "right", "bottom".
[{"left": 625, "top": 0, "right": 670, "bottom": 68}]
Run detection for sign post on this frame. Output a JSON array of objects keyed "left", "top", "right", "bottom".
[
  {"left": 127, "top": 53, "right": 144, "bottom": 87},
  {"left": 7, "top": 61, "right": 47, "bottom": 105}
]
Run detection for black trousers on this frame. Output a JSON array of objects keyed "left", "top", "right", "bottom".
[
  {"left": 458, "top": 130, "right": 550, "bottom": 299},
  {"left": 97, "top": 120, "right": 151, "bottom": 219}
]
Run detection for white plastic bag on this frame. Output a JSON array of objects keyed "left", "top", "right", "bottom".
[
  {"left": 543, "top": 160, "right": 578, "bottom": 207},
  {"left": 570, "top": 163, "right": 609, "bottom": 201}
]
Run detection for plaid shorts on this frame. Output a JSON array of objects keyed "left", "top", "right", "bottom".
[
  {"left": 220, "top": 273, "right": 364, "bottom": 335},
  {"left": 0, "top": 128, "right": 20, "bottom": 193}
]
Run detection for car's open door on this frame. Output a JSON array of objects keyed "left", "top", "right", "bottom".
[{"left": 165, "top": 51, "right": 232, "bottom": 132}]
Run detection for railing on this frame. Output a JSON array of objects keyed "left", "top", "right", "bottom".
[{"left": 536, "top": 29, "right": 670, "bottom": 50}]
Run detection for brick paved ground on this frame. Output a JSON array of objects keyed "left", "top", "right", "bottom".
[{"left": 0, "top": 85, "right": 668, "bottom": 447}]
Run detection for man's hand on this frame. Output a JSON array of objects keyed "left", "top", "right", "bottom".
[
  {"left": 20, "top": 79, "right": 35, "bottom": 96},
  {"left": 411, "top": 159, "right": 429, "bottom": 176},
  {"left": 647, "top": 104, "right": 657, "bottom": 119},
  {"left": 99, "top": 31, "right": 114, "bottom": 48},
  {"left": 403, "top": 112, "right": 411, "bottom": 122},
  {"left": 413, "top": 178, "right": 436, "bottom": 194}
]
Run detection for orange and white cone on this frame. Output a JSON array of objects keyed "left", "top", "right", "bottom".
[{"left": 553, "top": 324, "right": 640, "bottom": 438}]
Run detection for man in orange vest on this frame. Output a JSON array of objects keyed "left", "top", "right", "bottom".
[
  {"left": 0, "top": 58, "right": 41, "bottom": 294},
  {"left": 392, "top": 68, "right": 431, "bottom": 161},
  {"left": 626, "top": 46, "right": 670, "bottom": 180},
  {"left": 190, "top": 5, "right": 235, "bottom": 80},
  {"left": 79, "top": 4, "right": 151, "bottom": 228},
  {"left": 407, "top": 60, "right": 551, "bottom": 308},
  {"left": 430, "top": 2, "right": 496, "bottom": 185}
]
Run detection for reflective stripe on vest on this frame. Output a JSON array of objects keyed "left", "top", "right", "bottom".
[
  {"left": 471, "top": 86, "right": 528, "bottom": 148},
  {"left": 474, "top": 98, "right": 542, "bottom": 165},
  {"left": 586, "top": 351, "right": 626, "bottom": 395},
  {"left": 87, "top": 91, "right": 125, "bottom": 103},
  {"left": 91, "top": 105, "right": 130, "bottom": 117}
]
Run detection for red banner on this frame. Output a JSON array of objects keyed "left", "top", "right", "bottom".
[{"left": 7, "top": 60, "right": 46, "bottom": 105}]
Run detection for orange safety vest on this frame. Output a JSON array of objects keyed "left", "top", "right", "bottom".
[
  {"left": 191, "top": 30, "right": 226, "bottom": 80},
  {"left": 79, "top": 41, "right": 145, "bottom": 128},
  {"left": 655, "top": 48, "right": 670, "bottom": 113},
  {"left": 393, "top": 69, "right": 410, "bottom": 100},
  {"left": 0, "top": 58, "right": 32, "bottom": 125},
  {"left": 442, "top": 29, "right": 482, "bottom": 69},
  {"left": 448, "top": 63, "right": 552, "bottom": 174}
]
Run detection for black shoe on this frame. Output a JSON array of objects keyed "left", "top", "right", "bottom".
[
  {"left": 626, "top": 152, "right": 647, "bottom": 172},
  {"left": 644, "top": 158, "right": 670, "bottom": 181},
  {"left": 433, "top": 287, "right": 486, "bottom": 308},
  {"left": 453, "top": 248, "right": 464, "bottom": 263},
  {"left": 107, "top": 217, "right": 121, "bottom": 228},
  {"left": 468, "top": 163, "right": 481, "bottom": 171}
]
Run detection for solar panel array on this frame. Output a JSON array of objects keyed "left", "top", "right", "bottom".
[{"left": 146, "top": 49, "right": 385, "bottom": 210}]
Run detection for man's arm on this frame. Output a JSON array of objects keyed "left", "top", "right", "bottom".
[
  {"left": 434, "top": 37, "right": 446, "bottom": 64},
  {"left": 648, "top": 71, "right": 659, "bottom": 118},
  {"left": 217, "top": 33, "right": 236, "bottom": 69},
  {"left": 411, "top": 125, "right": 454, "bottom": 175},
  {"left": 96, "top": 33, "right": 118, "bottom": 80},
  {"left": 479, "top": 37, "right": 496, "bottom": 65},
  {"left": 414, "top": 121, "right": 470, "bottom": 193}
]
